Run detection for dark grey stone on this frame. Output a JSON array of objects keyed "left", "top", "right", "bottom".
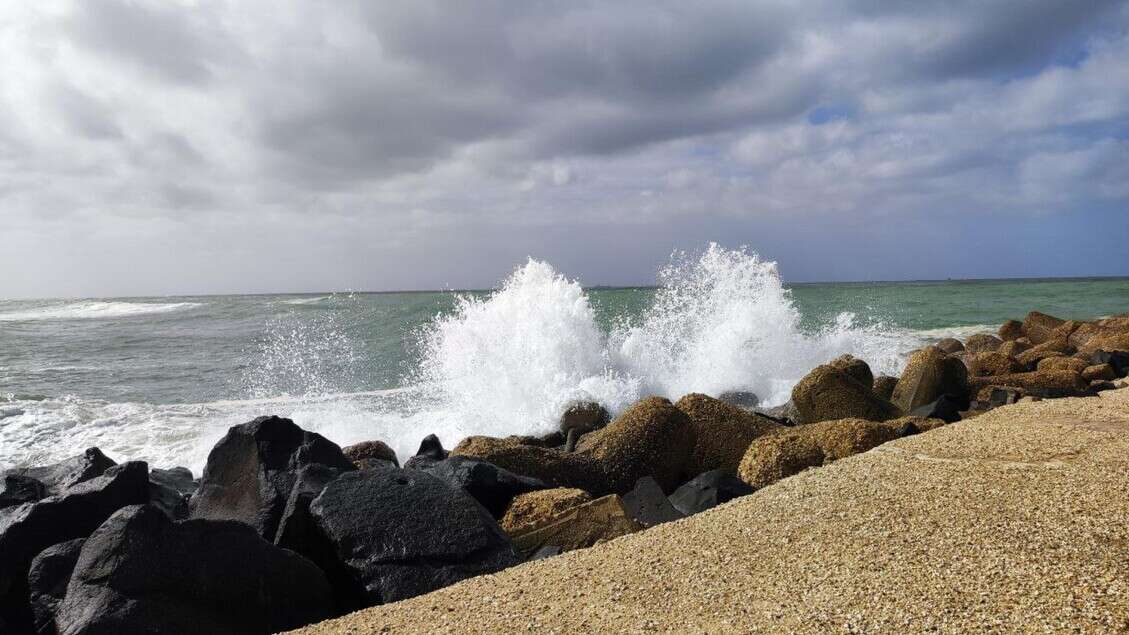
[{"left": 668, "top": 469, "right": 754, "bottom": 516}]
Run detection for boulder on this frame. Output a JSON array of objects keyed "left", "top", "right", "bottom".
[
  {"left": 575, "top": 396, "right": 696, "bottom": 494},
  {"left": 872, "top": 375, "right": 898, "bottom": 401},
  {"left": 27, "top": 538, "right": 85, "bottom": 635},
  {"left": 410, "top": 455, "right": 548, "bottom": 518},
  {"left": 968, "top": 370, "right": 1091, "bottom": 398},
  {"left": 1048, "top": 320, "right": 1085, "bottom": 342},
  {"left": 755, "top": 401, "right": 800, "bottom": 426},
  {"left": 1036, "top": 356, "right": 1088, "bottom": 374},
  {"left": 55, "top": 505, "right": 332, "bottom": 635},
  {"left": 791, "top": 364, "right": 901, "bottom": 425},
  {"left": 1067, "top": 322, "right": 1108, "bottom": 349},
  {"left": 716, "top": 391, "right": 760, "bottom": 410},
  {"left": 968, "top": 352, "right": 1022, "bottom": 377},
  {"left": 0, "top": 462, "right": 149, "bottom": 631},
  {"left": 1081, "top": 331, "right": 1129, "bottom": 355},
  {"left": 674, "top": 393, "right": 782, "bottom": 477},
  {"left": 1091, "top": 350, "right": 1129, "bottom": 376},
  {"left": 508, "top": 495, "right": 642, "bottom": 557},
  {"left": 452, "top": 436, "right": 607, "bottom": 494},
  {"left": 891, "top": 347, "right": 969, "bottom": 413},
  {"left": 1015, "top": 338, "right": 1073, "bottom": 367},
  {"left": 668, "top": 469, "right": 754, "bottom": 516},
  {"left": 148, "top": 467, "right": 195, "bottom": 520},
  {"left": 4, "top": 448, "right": 116, "bottom": 495},
  {"left": 401, "top": 434, "right": 449, "bottom": 469},
  {"left": 188, "top": 415, "right": 355, "bottom": 542},
  {"left": 935, "top": 338, "right": 964, "bottom": 354},
  {"left": 559, "top": 401, "right": 610, "bottom": 434},
  {"left": 997, "top": 340, "right": 1031, "bottom": 359},
  {"left": 500, "top": 488, "right": 593, "bottom": 535},
  {"left": 1023, "top": 311, "right": 1065, "bottom": 345},
  {"left": 0, "top": 475, "right": 47, "bottom": 510},
  {"left": 998, "top": 319, "right": 1024, "bottom": 341},
  {"left": 909, "top": 394, "right": 965, "bottom": 423},
  {"left": 1082, "top": 363, "right": 1117, "bottom": 382},
  {"left": 621, "top": 477, "right": 684, "bottom": 528},
  {"left": 964, "top": 334, "right": 1002, "bottom": 353},
  {"left": 342, "top": 440, "right": 398, "bottom": 468},
  {"left": 273, "top": 463, "right": 345, "bottom": 556},
  {"left": 308, "top": 467, "right": 519, "bottom": 609},
  {"left": 975, "top": 385, "right": 1025, "bottom": 408},
  {"left": 829, "top": 354, "right": 874, "bottom": 389}
]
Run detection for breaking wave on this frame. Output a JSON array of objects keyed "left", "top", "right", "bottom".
[{"left": 0, "top": 301, "right": 202, "bottom": 322}]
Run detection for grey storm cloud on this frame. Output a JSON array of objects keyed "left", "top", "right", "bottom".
[{"left": 0, "top": 0, "right": 1128, "bottom": 298}]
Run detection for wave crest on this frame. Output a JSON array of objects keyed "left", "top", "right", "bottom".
[{"left": 0, "top": 301, "right": 202, "bottom": 322}]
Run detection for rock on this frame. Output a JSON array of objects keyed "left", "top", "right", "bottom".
[
  {"left": 1049, "top": 320, "right": 1085, "bottom": 342},
  {"left": 148, "top": 467, "right": 195, "bottom": 520},
  {"left": 997, "top": 340, "right": 1031, "bottom": 359},
  {"left": 668, "top": 469, "right": 754, "bottom": 516},
  {"left": 500, "top": 488, "right": 593, "bottom": 534},
  {"left": 55, "top": 505, "right": 332, "bottom": 635},
  {"left": 935, "top": 338, "right": 964, "bottom": 354},
  {"left": 559, "top": 401, "right": 610, "bottom": 434},
  {"left": 891, "top": 347, "right": 969, "bottom": 413},
  {"left": 342, "top": 440, "right": 398, "bottom": 468},
  {"left": 452, "top": 436, "right": 607, "bottom": 494},
  {"left": 674, "top": 393, "right": 782, "bottom": 477},
  {"left": 575, "top": 396, "right": 697, "bottom": 494},
  {"left": 968, "top": 352, "right": 1022, "bottom": 377},
  {"left": 402, "top": 434, "right": 449, "bottom": 469},
  {"left": 755, "top": 401, "right": 800, "bottom": 426},
  {"left": 975, "top": 385, "right": 1025, "bottom": 408},
  {"left": 1091, "top": 350, "right": 1129, "bottom": 376},
  {"left": 410, "top": 456, "right": 548, "bottom": 518},
  {"left": 27, "top": 538, "right": 85, "bottom": 635},
  {"left": 1090, "top": 380, "right": 1119, "bottom": 392},
  {"left": 189, "top": 415, "right": 355, "bottom": 542},
  {"left": 308, "top": 467, "right": 519, "bottom": 609},
  {"left": 527, "top": 545, "right": 562, "bottom": 561},
  {"left": 738, "top": 418, "right": 908, "bottom": 491},
  {"left": 0, "top": 475, "right": 47, "bottom": 510},
  {"left": 1082, "top": 363, "right": 1117, "bottom": 382},
  {"left": 1015, "top": 338, "right": 1073, "bottom": 367},
  {"left": 909, "top": 394, "right": 965, "bottom": 423},
  {"left": 1036, "top": 356, "right": 1088, "bottom": 374},
  {"left": 998, "top": 319, "right": 1024, "bottom": 341},
  {"left": 1067, "top": 322, "right": 1108, "bottom": 349},
  {"left": 0, "top": 462, "right": 149, "bottom": 632},
  {"left": 829, "top": 354, "right": 874, "bottom": 389},
  {"left": 872, "top": 375, "right": 898, "bottom": 401},
  {"left": 964, "top": 334, "right": 1003, "bottom": 353},
  {"left": 716, "top": 391, "right": 760, "bottom": 410},
  {"left": 4, "top": 448, "right": 116, "bottom": 495},
  {"left": 621, "top": 477, "right": 684, "bottom": 527},
  {"left": 1023, "top": 311, "right": 1066, "bottom": 345},
  {"left": 968, "top": 370, "right": 1091, "bottom": 399},
  {"left": 273, "top": 463, "right": 345, "bottom": 556},
  {"left": 508, "top": 495, "right": 642, "bottom": 557},
  {"left": 791, "top": 364, "right": 901, "bottom": 425}
]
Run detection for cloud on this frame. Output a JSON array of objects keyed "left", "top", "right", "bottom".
[{"left": 0, "top": 0, "right": 1127, "bottom": 297}]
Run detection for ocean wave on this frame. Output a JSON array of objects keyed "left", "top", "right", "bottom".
[
  {"left": 0, "top": 301, "right": 203, "bottom": 322},
  {"left": 279, "top": 296, "right": 330, "bottom": 305}
]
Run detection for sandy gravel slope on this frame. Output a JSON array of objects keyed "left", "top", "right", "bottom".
[{"left": 293, "top": 389, "right": 1129, "bottom": 634}]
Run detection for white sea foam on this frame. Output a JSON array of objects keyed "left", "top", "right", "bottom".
[{"left": 0, "top": 301, "right": 202, "bottom": 322}]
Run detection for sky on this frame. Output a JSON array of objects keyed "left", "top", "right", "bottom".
[{"left": 1, "top": 0, "right": 1128, "bottom": 298}]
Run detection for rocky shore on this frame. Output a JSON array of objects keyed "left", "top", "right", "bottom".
[{"left": 2, "top": 310, "right": 1127, "bottom": 634}]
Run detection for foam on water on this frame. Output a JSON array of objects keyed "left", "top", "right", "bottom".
[{"left": 0, "top": 300, "right": 202, "bottom": 321}]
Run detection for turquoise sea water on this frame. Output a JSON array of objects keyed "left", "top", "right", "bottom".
[{"left": 2, "top": 249, "right": 1127, "bottom": 471}]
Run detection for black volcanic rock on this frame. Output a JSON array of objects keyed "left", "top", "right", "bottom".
[
  {"left": 55, "top": 505, "right": 332, "bottom": 635},
  {"left": 403, "top": 434, "right": 449, "bottom": 470},
  {"left": 188, "top": 415, "right": 355, "bottom": 541},
  {"left": 668, "top": 469, "right": 754, "bottom": 516},
  {"left": 148, "top": 467, "right": 196, "bottom": 520},
  {"left": 621, "top": 476, "right": 684, "bottom": 527},
  {"left": 308, "top": 466, "right": 519, "bottom": 609},
  {"left": 410, "top": 455, "right": 548, "bottom": 518},
  {"left": 4, "top": 448, "right": 116, "bottom": 495},
  {"left": 27, "top": 538, "right": 85, "bottom": 635},
  {"left": 0, "top": 475, "right": 47, "bottom": 509}
]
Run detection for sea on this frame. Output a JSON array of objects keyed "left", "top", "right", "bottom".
[{"left": 2, "top": 245, "right": 1127, "bottom": 472}]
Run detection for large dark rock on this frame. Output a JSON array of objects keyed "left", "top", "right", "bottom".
[
  {"left": 55, "top": 505, "right": 332, "bottom": 635},
  {"left": 410, "top": 456, "right": 548, "bottom": 518},
  {"left": 188, "top": 415, "right": 355, "bottom": 541},
  {"left": 1092, "top": 350, "right": 1129, "bottom": 377},
  {"left": 342, "top": 440, "right": 398, "bottom": 468},
  {"left": 402, "top": 434, "right": 449, "bottom": 470},
  {"left": 0, "top": 462, "right": 149, "bottom": 631},
  {"left": 716, "top": 391, "right": 760, "bottom": 410},
  {"left": 909, "top": 393, "right": 966, "bottom": 423},
  {"left": 668, "top": 469, "right": 754, "bottom": 516},
  {"left": 308, "top": 467, "right": 519, "bottom": 609},
  {"left": 0, "top": 475, "right": 47, "bottom": 509},
  {"left": 27, "top": 538, "right": 85, "bottom": 635},
  {"left": 452, "top": 436, "right": 609, "bottom": 494},
  {"left": 621, "top": 477, "right": 683, "bottom": 528},
  {"left": 274, "top": 463, "right": 345, "bottom": 556},
  {"left": 4, "top": 449, "right": 116, "bottom": 495},
  {"left": 148, "top": 467, "right": 196, "bottom": 520}
]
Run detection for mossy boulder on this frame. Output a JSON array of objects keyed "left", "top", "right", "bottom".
[
  {"left": 998, "top": 319, "right": 1024, "bottom": 341},
  {"left": 452, "top": 436, "right": 607, "bottom": 494},
  {"left": 829, "top": 354, "right": 874, "bottom": 389},
  {"left": 1015, "top": 338, "right": 1073, "bottom": 367},
  {"left": 995, "top": 339, "right": 1029, "bottom": 359},
  {"left": 500, "top": 488, "right": 593, "bottom": 535},
  {"left": 872, "top": 375, "right": 898, "bottom": 401},
  {"left": 964, "top": 334, "right": 1002, "bottom": 353},
  {"left": 1079, "top": 330, "right": 1129, "bottom": 355},
  {"left": 1036, "top": 356, "right": 1088, "bottom": 374},
  {"left": 674, "top": 393, "right": 782, "bottom": 477},
  {"left": 1081, "top": 363, "right": 1116, "bottom": 382},
  {"left": 342, "top": 440, "right": 398, "bottom": 468},
  {"left": 968, "top": 370, "right": 1090, "bottom": 398},
  {"left": 576, "top": 397, "right": 696, "bottom": 494},
  {"left": 891, "top": 347, "right": 969, "bottom": 413},
  {"left": 935, "top": 338, "right": 964, "bottom": 354},
  {"left": 791, "top": 365, "right": 901, "bottom": 424},
  {"left": 508, "top": 495, "right": 642, "bottom": 557},
  {"left": 968, "top": 351, "right": 1022, "bottom": 377},
  {"left": 1023, "top": 311, "right": 1066, "bottom": 345},
  {"left": 737, "top": 434, "right": 824, "bottom": 490}
]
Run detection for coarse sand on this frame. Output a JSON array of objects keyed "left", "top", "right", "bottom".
[{"left": 292, "top": 388, "right": 1129, "bottom": 634}]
